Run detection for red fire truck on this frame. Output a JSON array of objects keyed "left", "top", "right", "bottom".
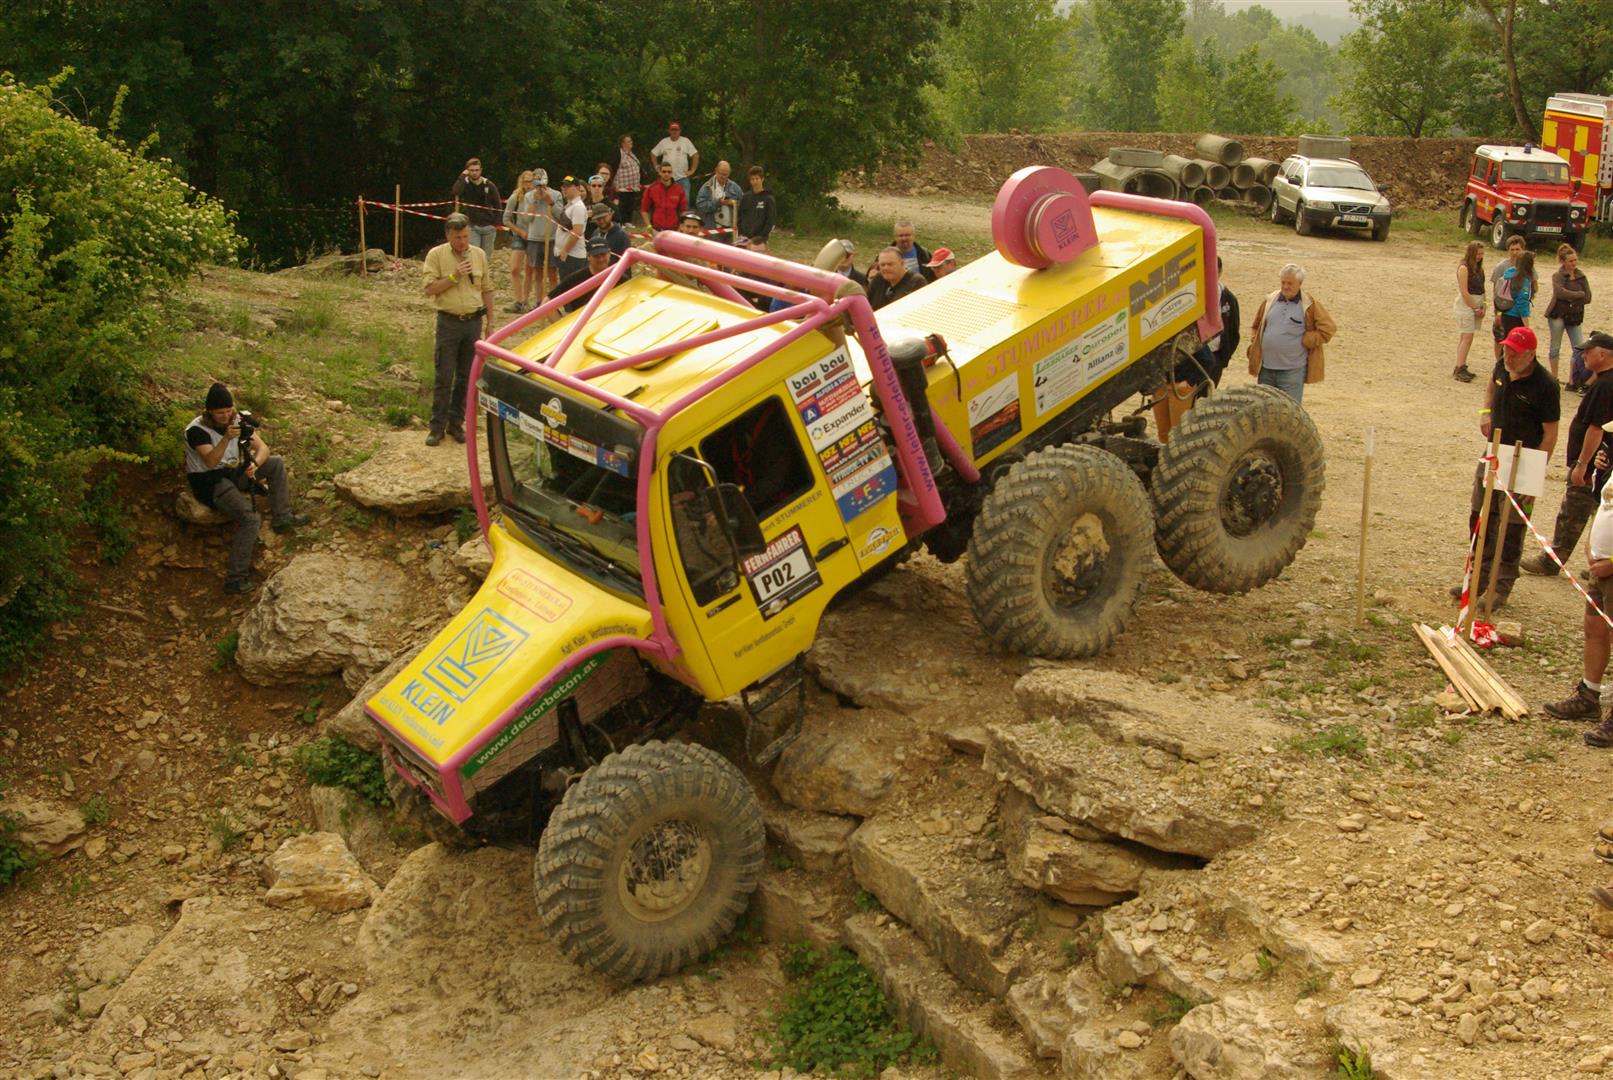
[{"left": 1542, "top": 93, "right": 1613, "bottom": 221}]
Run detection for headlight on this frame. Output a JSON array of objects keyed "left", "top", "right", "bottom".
[
  {"left": 1572, "top": 207, "right": 1585, "bottom": 220},
  {"left": 1509, "top": 203, "right": 1528, "bottom": 218},
  {"left": 1307, "top": 200, "right": 1335, "bottom": 212}
]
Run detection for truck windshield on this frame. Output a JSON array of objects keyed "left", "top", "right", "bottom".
[
  {"left": 1501, "top": 160, "right": 1570, "bottom": 183},
  {"left": 1306, "top": 166, "right": 1374, "bottom": 190},
  {"left": 483, "top": 381, "right": 644, "bottom": 595}
]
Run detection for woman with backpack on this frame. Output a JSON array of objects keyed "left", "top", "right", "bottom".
[
  {"left": 1453, "top": 240, "right": 1485, "bottom": 382},
  {"left": 1495, "top": 249, "right": 1536, "bottom": 359},
  {"left": 1549, "top": 243, "right": 1593, "bottom": 390}
]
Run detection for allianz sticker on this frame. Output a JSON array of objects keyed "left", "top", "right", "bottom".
[
  {"left": 540, "top": 396, "right": 568, "bottom": 427},
  {"left": 858, "top": 525, "right": 898, "bottom": 560}
]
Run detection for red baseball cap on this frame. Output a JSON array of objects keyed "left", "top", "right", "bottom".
[
  {"left": 925, "top": 247, "right": 956, "bottom": 267},
  {"left": 1502, "top": 326, "right": 1537, "bottom": 352}
]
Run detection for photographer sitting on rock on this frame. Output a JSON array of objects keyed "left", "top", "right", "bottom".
[{"left": 184, "top": 382, "right": 308, "bottom": 594}]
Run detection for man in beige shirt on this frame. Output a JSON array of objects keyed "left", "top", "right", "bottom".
[{"left": 421, "top": 213, "right": 495, "bottom": 446}]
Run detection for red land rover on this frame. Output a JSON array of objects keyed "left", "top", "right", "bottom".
[{"left": 1460, "top": 144, "right": 1592, "bottom": 251}]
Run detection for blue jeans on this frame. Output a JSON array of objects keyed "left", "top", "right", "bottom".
[
  {"left": 469, "top": 224, "right": 497, "bottom": 261},
  {"left": 1258, "top": 365, "right": 1306, "bottom": 404},
  {"left": 675, "top": 177, "right": 692, "bottom": 202},
  {"left": 1549, "top": 318, "right": 1584, "bottom": 361}
]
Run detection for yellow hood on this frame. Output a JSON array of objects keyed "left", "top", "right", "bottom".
[{"left": 367, "top": 523, "right": 651, "bottom": 766}]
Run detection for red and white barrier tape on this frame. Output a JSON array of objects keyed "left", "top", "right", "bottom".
[
  {"left": 1505, "top": 487, "right": 1613, "bottom": 631},
  {"left": 359, "top": 198, "right": 736, "bottom": 240}
]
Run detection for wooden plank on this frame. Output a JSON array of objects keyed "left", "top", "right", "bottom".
[{"left": 1416, "top": 624, "right": 1482, "bottom": 711}]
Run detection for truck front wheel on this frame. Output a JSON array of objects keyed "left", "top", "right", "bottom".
[
  {"left": 535, "top": 740, "right": 763, "bottom": 982},
  {"left": 1151, "top": 385, "right": 1324, "bottom": 594},
  {"left": 1491, "top": 216, "right": 1510, "bottom": 248},
  {"left": 965, "top": 444, "right": 1154, "bottom": 659}
]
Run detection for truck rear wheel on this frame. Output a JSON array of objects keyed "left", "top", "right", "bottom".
[
  {"left": 965, "top": 445, "right": 1153, "bottom": 659},
  {"left": 1152, "top": 385, "right": 1324, "bottom": 594},
  {"left": 535, "top": 740, "right": 763, "bottom": 982}
]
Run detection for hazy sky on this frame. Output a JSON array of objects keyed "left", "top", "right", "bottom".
[{"left": 1225, "top": 0, "right": 1356, "bottom": 15}]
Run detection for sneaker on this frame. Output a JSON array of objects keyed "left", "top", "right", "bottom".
[
  {"left": 505, "top": 301, "right": 524, "bottom": 313},
  {"left": 1544, "top": 680, "right": 1601, "bottom": 721},
  {"left": 448, "top": 428, "right": 467, "bottom": 444},
  {"left": 272, "top": 512, "right": 311, "bottom": 534},
  {"left": 1520, "top": 552, "right": 1560, "bottom": 577},
  {"left": 425, "top": 431, "right": 444, "bottom": 447},
  {"left": 1453, "top": 367, "right": 1476, "bottom": 383},
  {"left": 1588, "top": 713, "right": 1613, "bottom": 748},
  {"left": 224, "top": 576, "right": 254, "bottom": 595}
]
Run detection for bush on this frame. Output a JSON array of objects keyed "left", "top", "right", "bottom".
[
  {"left": 0, "top": 808, "right": 39, "bottom": 887},
  {"left": 0, "top": 75, "right": 238, "bottom": 669},
  {"left": 295, "top": 737, "right": 391, "bottom": 808}
]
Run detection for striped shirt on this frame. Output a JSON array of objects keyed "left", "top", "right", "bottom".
[{"left": 616, "top": 149, "right": 642, "bottom": 193}]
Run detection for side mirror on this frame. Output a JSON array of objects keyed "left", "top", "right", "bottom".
[{"left": 705, "top": 483, "right": 766, "bottom": 558}]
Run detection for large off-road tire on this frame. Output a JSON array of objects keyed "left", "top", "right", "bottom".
[
  {"left": 1152, "top": 385, "right": 1325, "bottom": 594},
  {"left": 535, "top": 740, "right": 763, "bottom": 982},
  {"left": 965, "top": 445, "right": 1154, "bottom": 659},
  {"left": 383, "top": 765, "right": 477, "bottom": 850}
]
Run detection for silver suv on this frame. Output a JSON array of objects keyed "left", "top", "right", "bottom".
[{"left": 1269, "top": 156, "right": 1392, "bottom": 241}]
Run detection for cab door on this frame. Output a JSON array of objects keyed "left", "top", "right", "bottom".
[{"left": 661, "top": 381, "right": 897, "bottom": 698}]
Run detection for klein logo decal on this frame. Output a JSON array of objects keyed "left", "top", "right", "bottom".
[
  {"left": 422, "top": 609, "right": 529, "bottom": 707},
  {"left": 1051, "top": 210, "right": 1077, "bottom": 248}
]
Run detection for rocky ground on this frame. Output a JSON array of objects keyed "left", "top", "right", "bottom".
[{"left": 4, "top": 193, "right": 1613, "bottom": 1080}]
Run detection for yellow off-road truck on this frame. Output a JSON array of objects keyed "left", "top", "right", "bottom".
[{"left": 366, "top": 167, "right": 1324, "bottom": 981}]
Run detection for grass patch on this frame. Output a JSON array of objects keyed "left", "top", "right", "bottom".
[
  {"left": 211, "top": 631, "right": 239, "bottom": 673},
  {"left": 219, "top": 736, "right": 256, "bottom": 768},
  {"left": 1298, "top": 973, "right": 1326, "bottom": 1000},
  {"left": 1255, "top": 946, "right": 1281, "bottom": 979},
  {"left": 284, "top": 293, "right": 338, "bottom": 335},
  {"left": 1442, "top": 728, "right": 1464, "bottom": 747},
  {"left": 1288, "top": 724, "right": 1368, "bottom": 759},
  {"left": 1333, "top": 1041, "right": 1375, "bottom": 1080},
  {"left": 1548, "top": 725, "right": 1578, "bottom": 741},
  {"left": 299, "top": 680, "right": 328, "bottom": 727},
  {"left": 384, "top": 405, "right": 413, "bottom": 428},
  {"left": 1397, "top": 703, "right": 1437, "bottom": 729},
  {"left": 295, "top": 737, "right": 391, "bottom": 807},
  {"left": 853, "top": 888, "right": 882, "bottom": 913},
  {"left": 208, "top": 811, "right": 245, "bottom": 851},
  {"left": 1150, "top": 991, "right": 1204, "bottom": 1027},
  {"left": 80, "top": 793, "right": 111, "bottom": 825},
  {"left": 0, "top": 807, "right": 39, "bottom": 888},
  {"left": 454, "top": 507, "right": 479, "bottom": 545},
  {"left": 768, "top": 944, "right": 937, "bottom": 1078},
  {"left": 341, "top": 506, "right": 374, "bottom": 530},
  {"left": 1521, "top": 744, "right": 1556, "bottom": 763}
]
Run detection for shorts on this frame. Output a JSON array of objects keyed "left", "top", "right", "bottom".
[
  {"left": 1493, "top": 313, "right": 1524, "bottom": 342},
  {"left": 508, "top": 235, "right": 526, "bottom": 253},
  {"left": 1593, "top": 571, "right": 1613, "bottom": 615},
  {"left": 1454, "top": 296, "right": 1482, "bottom": 333}
]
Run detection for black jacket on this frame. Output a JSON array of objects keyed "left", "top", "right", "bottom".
[
  {"left": 737, "top": 189, "right": 777, "bottom": 242},
  {"left": 1214, "top": 286, "right": 1241, "bottom": 368},
  {"left": 451, "top": 174, "right": 503, "bottom": 227},
  {"left": 868, "top": 270, "right": 928, "bottom": 311}
]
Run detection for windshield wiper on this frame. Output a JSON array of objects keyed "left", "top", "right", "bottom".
[{"left": 505, "top": 506, "right": 643, "bottom": 593}]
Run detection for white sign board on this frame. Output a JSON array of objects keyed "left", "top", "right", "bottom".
[{"left": 1489, "top": 444, "right": 1548, "bottom": 498}]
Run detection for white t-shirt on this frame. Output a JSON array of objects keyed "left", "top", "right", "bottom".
[
  {"left": 1591, "top": 488, "right": 1613, "bottom": 560},
  {"left": 553, "top": 197, "right": 587, "bottom": 260},
  {"left": 651, "top": 135, "right": 697, "bottom": 179}
]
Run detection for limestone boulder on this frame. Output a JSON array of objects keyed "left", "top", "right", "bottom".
[
  {"left": 174, "top": 488, "right": 229, "bottom": 526},
  {"left": 260, "top": 832, "right": 377, "bottom": 912},
  {"left": 1168, "top": 997, "right": 1323, "bottom": 1079},
  {"left": 235, "top": 553, "right": 419, "bottom": 690},
  {"left": 751, "top": 869, "right": 839, "bottom": 951},
  {"left": 771, "top": 708, "right": 907, "bottom": 817},
  {"left": 452, "top": 533, "right": 492, "bottom": 581},
  {"left": 849, "top": 811, "right": 1033, "bottom": 997},
  {"left": 1324, "top": 993, "right": 1412, "bottom": 1079},
  {"left": 1000, "top": 789, "right": 1181, "bottom": 906},
  {"left": 334, "top": 430, "right": 492, "bottom": 516},
  {"left": 761, "top": 801, "right": 858, "bottom": 873},
  {"left": 844, "top": 913, "right": 1042, "bottom": 1080},
  {"left": 307, "top": 785, "right": 421, "bottom": 883},
  {"left": 1, "top": 793, "right": 86, "bottom": 856},
  {"left": 986, "top": 667, "right": 1288, "bottom": 858},
  {"left": 72, "top": 925, "right": 161, "bottom": 988}
]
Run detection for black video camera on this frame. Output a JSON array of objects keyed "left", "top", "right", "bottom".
[{"left": 235, "top": 411, "right": 269, "bottom": 495}]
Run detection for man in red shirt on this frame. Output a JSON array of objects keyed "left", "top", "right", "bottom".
[{"left": 640, "top": 161, "right": 687, "bottom": 232}]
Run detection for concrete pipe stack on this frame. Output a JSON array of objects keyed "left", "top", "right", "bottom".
[{"left": 1101, "top": 133, "right": 1273, "bottom": 216}]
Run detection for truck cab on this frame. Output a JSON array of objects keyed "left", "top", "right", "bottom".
[{"left": 1461, "top": 144, "right": 1592, "bottom": 250}]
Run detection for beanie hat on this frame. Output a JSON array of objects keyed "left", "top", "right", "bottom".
[{"left": 206, "top": 382, "right": 233, "bottom": 410}]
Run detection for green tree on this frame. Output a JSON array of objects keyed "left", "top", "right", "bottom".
[
  {"left": 1084, "top": 0, "right": 1185, "bottom": 130},
  {"left": 939, "top": 0, "right": 1067, "bottom": 132},
  {"left": 1185, "top": 2, "right": 1341, "bottom": 130},
  {"left": 1218, "top": 44, "right": 1299, "bottom": 134},
  {"left": 0, "top": 76, "right": 237, "bottom": 667},
  {"left": 1335, "top": 0, "right": 1465, "bottom": 136},
  {"left": 1155, "top": 37, "right": 1224, "bottom": 132}
]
